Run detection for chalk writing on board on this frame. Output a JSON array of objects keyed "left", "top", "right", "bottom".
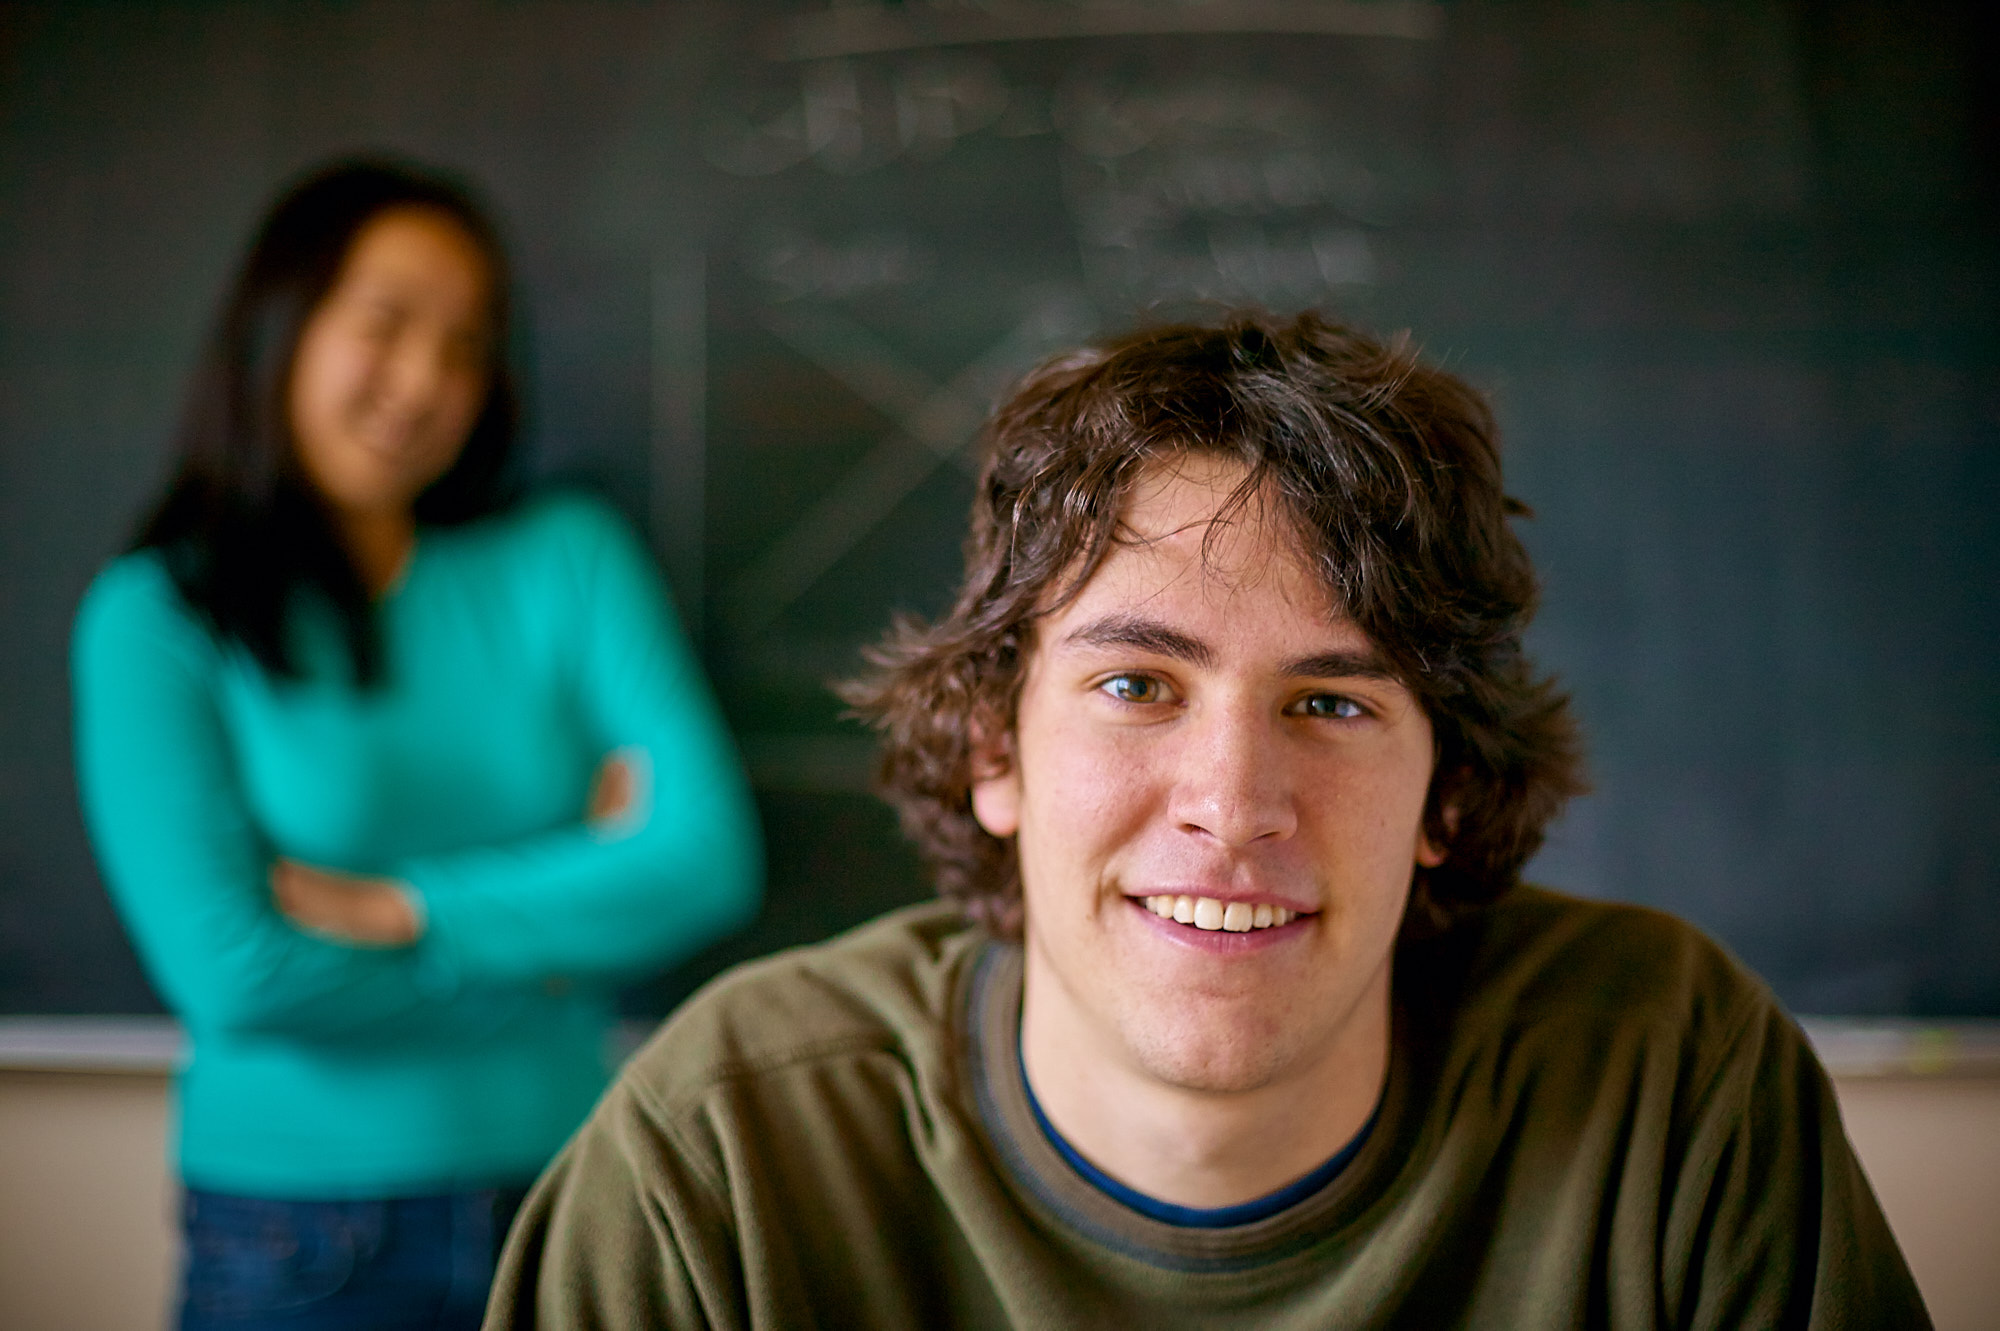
[{"left": 698, "top": 28, "right": 1426, "bottom": 663}]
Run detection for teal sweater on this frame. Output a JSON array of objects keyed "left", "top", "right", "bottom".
[{"left": 72, "top": 492, "right": 762, "bottom": 1197}]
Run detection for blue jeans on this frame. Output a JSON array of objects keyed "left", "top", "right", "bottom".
[{"left": 177, "top": 1185, "right": 530, "bottom": 1331}]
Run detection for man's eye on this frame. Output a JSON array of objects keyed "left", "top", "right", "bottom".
[
  {"left": 1298, "top": 694, "right": 1365, "bottom": 720},
  {"left": 1102, "top": 674, "right": 1166, "bottom": 704}
]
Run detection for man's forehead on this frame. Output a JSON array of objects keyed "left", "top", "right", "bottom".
[
  {"left": 1095, "top": 460, "right": 1340, "bottom": 608},
  {"left": 1122, "top": 452, "right": 1329, "bottom": 565},
  {"left": 1025, "top": 462, "right": 1387, "bottom": 675}
]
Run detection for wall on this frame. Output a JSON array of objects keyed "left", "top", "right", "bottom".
[
  {"left": 2, "top": 1041, "right": 1995, "bottom": 1330},
  {"left": 0, "top": 1071, "right": 173, "bottom": 1331}
]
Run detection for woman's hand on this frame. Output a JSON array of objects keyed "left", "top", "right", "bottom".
[
  {"left": 267, "top": 753, "right": 636, "bottom": 946},
  {"left": 271, "top": 860, "right": 422, "bottom": 947},
  {"left": 586, "top": 751, "right": 638, "bottom": 825},
  {"left": 269, "top": 750, "right": 635, "bottom": 948}
]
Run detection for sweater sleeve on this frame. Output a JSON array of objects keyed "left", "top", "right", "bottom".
[
  {"left": 485, "top": 1078, "right": 735, "bottom": 1330},
  {"left": 1665, "top": 1000, "right": 1932, "bottom": 1330},
  {"left": 72, "top": 559, "right": 446, "bottom": 1039},
  {"left": 401, "top": 497, "right": 763, "bottom": 989}
]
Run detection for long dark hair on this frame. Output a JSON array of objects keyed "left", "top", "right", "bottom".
[{"left": 135, "top": 157, "right": 520, "bottom": 685}]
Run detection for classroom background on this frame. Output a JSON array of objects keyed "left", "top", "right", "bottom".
[{"left": 2, "top": 2, "right": 1995, "bottom": 1326}]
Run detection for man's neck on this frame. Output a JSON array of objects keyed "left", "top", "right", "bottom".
[{"left": 1017, "top": 958, "right": 1391, "bottom": 1210}]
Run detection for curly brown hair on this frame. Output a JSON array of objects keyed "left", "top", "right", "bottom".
[{"left": 841, "top": 310, "right": 1584, "bottom": 938}]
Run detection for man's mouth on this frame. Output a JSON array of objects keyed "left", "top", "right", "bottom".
[{"left": 1137, "top": 895, "right": 1302, "bottom": 933}]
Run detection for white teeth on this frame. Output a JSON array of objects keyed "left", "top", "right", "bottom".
[{"left": 1141, "top": 896, "right": 1299, "bottom": 932}]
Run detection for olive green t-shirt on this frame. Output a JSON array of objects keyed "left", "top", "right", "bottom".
[{"left": 487, "top": 889, "right": 1929, "bottom": 1329}]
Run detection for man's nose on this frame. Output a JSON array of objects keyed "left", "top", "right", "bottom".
[{"left": 1167, "top": 701, "right": 1298, "bottom": 847}]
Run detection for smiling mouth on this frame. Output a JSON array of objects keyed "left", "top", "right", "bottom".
[{"left": 1137, "top": 895, "right": 1304, "bottom": 933}]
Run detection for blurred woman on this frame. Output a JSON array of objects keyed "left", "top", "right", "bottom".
[{"left": 71, "top": 159, "right": 762, "bottom": 1330}]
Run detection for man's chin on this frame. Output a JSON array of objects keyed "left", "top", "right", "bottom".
[{"left": 1118, "top": 1018, "right": 1300, "bottom": 1096}]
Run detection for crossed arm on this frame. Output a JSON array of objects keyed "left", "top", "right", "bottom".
[
  {"left": 269, "top": 754, "right": 638, "bottom": 947},
  {"left": 73, "top": 504, "right": 763, "bottom": 1038}
]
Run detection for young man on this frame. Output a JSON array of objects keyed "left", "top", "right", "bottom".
[{"left": 488, "top": 314, "right": 1929, "bottom": 1328}]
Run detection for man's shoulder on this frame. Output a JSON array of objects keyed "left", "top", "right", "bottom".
[
  {"left": 618, "top": 900, "right": 985, "bottom": 1113},
  {"left": 1416, "top": 885, "right": 1788, "bottom": 1067},
  {"left": 1463, "top": 883, "right": 1751, "bottom": 980}
]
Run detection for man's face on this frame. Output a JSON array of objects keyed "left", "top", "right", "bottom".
[{"left": 972, "top": 456, "right": 1442, "bottom": 1095}]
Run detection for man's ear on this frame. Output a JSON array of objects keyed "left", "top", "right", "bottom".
[
  {"left": 968, "top": 715, "right": 1020, "bottom": 839},
  {"left": 1417, "top": 782, "right": 1462, "bottom": 869}
]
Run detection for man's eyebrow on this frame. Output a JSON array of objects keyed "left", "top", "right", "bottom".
[
  {"left": 1061, "top": 615, "right": 1215, "bottom": 668},
  {"left": 1061, "top": 617, "right": 1398, "bottom": 682},
  {"left": 1282, "top": 650, "right": 1400, "bottom": 683}
]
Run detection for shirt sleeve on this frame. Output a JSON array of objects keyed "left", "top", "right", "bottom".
[
  {"left": 72, "top": 560, "right": 449, "bottom": 1040},
  {"left": 401, "top": 498, "right": 764, "bottom": 990},
  {"left": 1664, "top": 1000, "right": 1933, "bottom": 1330},
  {"left": 485, "top": 1078, "right": 734, "bottom": 1330}
]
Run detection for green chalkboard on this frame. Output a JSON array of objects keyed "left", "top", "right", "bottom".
[{"left": 2, "top": 0, "right": 1994, "bottom": 1018}]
